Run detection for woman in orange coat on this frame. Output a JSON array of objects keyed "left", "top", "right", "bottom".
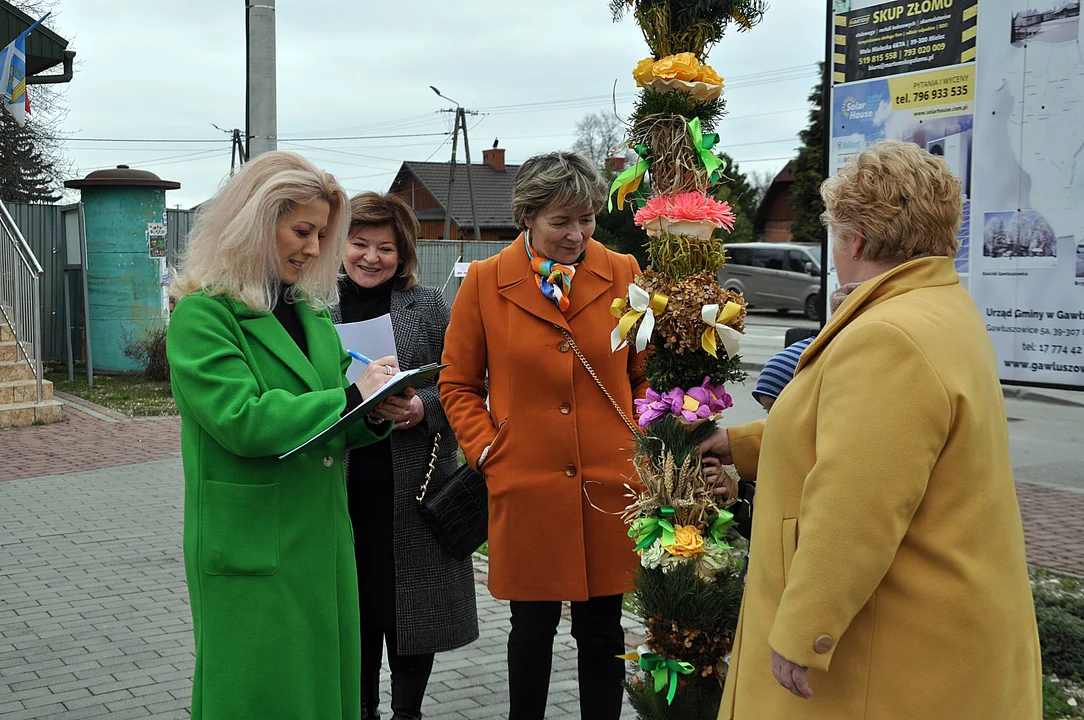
[{"left": 440, "top": 151, "right": 648, "bottom": 720}]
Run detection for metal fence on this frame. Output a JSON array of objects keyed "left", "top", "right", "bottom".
[
  {"left": 417, "top": 240, "right": 507, "bottom": 305},
  {"left": 5, "top": 203, "right": 76, "bottom": 365},
  {"left": 0, "top": 200, "right": 45, "bottom": 402},
  {"left": 5, "top": 203, "right": 508, "bottom": 363}
]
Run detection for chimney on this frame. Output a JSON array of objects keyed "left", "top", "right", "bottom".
[
  {"left": 483, "top": 146, "right": 506, "bottom": 172},
  {"left": 605, "top": 156, "right": 626, "bottom": 173}
]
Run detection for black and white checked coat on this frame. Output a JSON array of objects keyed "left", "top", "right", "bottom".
[{"left": 332, "top": 283, "right": 479, "bottom": 655}]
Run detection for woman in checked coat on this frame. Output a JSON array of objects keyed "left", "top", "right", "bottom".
[{"left": 333, "top": 192, "right": 478, "bottom": 720}]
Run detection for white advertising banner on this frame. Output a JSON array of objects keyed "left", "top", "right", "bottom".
[{"left": 826, "top": 0, "right": 1084, "bottom": 389}]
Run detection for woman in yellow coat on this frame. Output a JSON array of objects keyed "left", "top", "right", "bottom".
[{"left": 701, "top": 140, "right": 1042, "bottom": 720}]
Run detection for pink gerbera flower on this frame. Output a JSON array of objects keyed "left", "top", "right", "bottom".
[{"left": 634, "top": 193, "right": 737, "bottom": 232}]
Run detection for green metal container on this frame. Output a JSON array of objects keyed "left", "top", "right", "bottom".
[{"left": 65, "top": 166, "right": 180, "bottom": 373}]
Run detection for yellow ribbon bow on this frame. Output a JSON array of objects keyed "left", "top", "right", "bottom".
[
  {"left": 701, "top": 302, "right": 743, "bottom": 359},
  {"left": 611, "top": 284, "right": 668, "bottom": 352}
]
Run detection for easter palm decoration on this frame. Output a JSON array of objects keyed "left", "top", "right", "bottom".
[{"left": 607, "top": 1, "right": 766, "bottom": 717}]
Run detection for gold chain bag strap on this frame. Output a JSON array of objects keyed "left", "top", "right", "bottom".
[
  {"left": 553, "top": 324, "right": 640, "bottom": 436},
  {"left": 416, "top": 431, "right": 488, "bottom": 561}
]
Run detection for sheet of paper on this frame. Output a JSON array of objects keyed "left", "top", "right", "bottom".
[
  {"left": 454, "top": 261, "right": 472, "bottom": 278},
  {"left": 335, "top": 314, "right": 398, "bottom": 383},
  {"left": 278, "top": 363, "right": 447, "bottom": 460}
]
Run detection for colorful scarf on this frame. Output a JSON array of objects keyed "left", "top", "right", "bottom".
[{"left": 525, "top": 233, "right": 578, "bottom": 312}]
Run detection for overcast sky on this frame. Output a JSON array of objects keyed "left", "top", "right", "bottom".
[{"left": 41, "top": 1, "right": 826, "bottom": 209}]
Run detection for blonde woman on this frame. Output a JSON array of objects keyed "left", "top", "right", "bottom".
[
  {"left": 701, "top": 140, "right": 1041, "bottom": 719},
  {"left": 167, "top": 151, "right": 404, "bottom": 720}
]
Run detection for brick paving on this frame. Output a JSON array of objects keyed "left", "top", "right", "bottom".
[
  {"left": 0, "top": 407, "right": 180, "bottom": 483},
  {"left": 1017, "top": 482, "right": 1084, "bottom": 577},
  {"left": 0, "top": 402, "right": 1082, "bottom": 719}
]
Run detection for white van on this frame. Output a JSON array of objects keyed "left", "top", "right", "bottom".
[{"left": 719, "top": 242, "right": 823, "bottom": 320}]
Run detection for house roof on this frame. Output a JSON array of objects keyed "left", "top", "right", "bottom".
[
  {"left": 0, "top": 2, "right": 70, "bottom": 77},
  {"left": 391, "top": 160, "right": 520, "bottom": 230}
]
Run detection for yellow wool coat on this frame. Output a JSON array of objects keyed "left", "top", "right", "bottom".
[{"left": 720, "top": 257, "right": 1042, "bottom": 720}]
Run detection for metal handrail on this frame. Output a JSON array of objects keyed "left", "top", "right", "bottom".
[{"left": 0, "top": 199, "right": 45, "bottom": 405}]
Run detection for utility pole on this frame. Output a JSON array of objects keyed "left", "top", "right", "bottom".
[
  {"left": 230, "top": 129, "right": 246, "bottom": 176},
  {"left": 431, "top": 87, "right": 482, "bottom": 242},
  {"left": 442, "top": 111, "right": 461, "bottom": 242},
  {"left": 246, "top": 0, "right": 277, "bottom": 159}
]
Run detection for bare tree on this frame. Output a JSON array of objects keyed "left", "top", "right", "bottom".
[
  {"left": 0, "top": 0, "right": 71, "bottom": 203},
  {"left": 572, "top": 111, "right": 625, "bottom": 168}
]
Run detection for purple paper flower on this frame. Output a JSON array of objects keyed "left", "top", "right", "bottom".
[
  {"left": 677, "top": 378, "right": 734, "bottom": 423},
  {"left": 637, "top": 380, "right": 734, "bottom": 427},
  {"left": 635, "top": 387, "right": 685, "bottom": 428}
]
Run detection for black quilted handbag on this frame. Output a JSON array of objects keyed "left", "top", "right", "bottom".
[{"left": 417, "top": 432, "right": 488, "bottom": 561}]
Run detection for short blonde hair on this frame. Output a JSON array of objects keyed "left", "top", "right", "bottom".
[
  {"left": 171, "top": 151, "right": 348, "bottom": 312},
  {"left": 820, "top": 140, "right": 962, "bottom": 263},
  {"left": 512, "top": 151, "right": 607, "bottom": 228},
  {"left": 348, "top": 192, "right": 420, "bottom": 291}
]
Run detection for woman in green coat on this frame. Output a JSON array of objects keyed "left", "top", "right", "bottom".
[{"left": 167, "top": 151, "right": 404, "bottom": 719}]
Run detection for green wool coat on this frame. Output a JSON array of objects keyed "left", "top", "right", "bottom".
[{"left": 167, "top": 291, "right": 391, "bottom": 720}]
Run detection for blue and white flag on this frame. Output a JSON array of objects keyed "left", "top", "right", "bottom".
[{"left": 0, "top": 13, "right": 50, "bottom": 126}]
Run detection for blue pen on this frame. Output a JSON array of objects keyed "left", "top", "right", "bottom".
[{"left": 347, "top": 349, "right": 373, "bottom": 365}]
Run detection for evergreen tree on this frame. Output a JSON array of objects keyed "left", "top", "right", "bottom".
[
  {"left": 714, "top": 153, "right": 757, "bottom": 244},
  {"left": 789, "top": 62, "right": 827, "bottom": 245},
  {"left": 595, "top": 164, "right": 651, "bottom": 268},
  {"left": 0, "top": 113, "right": 64, "bottom": 203}
]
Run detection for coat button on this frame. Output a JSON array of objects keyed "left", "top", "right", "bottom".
[
  {"left": 814, "top": 635, "right": 834, "bottom": 654},
  {"left": 565, "top": 465, "right": 576, "bottom": 477},
  {"left": 323, "top": 456, "right": 333, "bottom": 468},
  {"left": 558, "top": 341, "right": 570, "bottom": 353},
  {"left": 560, "top": 403, "right": 571, "bottom": 415}
]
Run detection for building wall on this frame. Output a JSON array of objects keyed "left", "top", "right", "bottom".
[
  {"left": 758, "top": 184, "right": 797, "bottom": 243},
  {"left": 762, "top": 220, "right": 794, "bottom": 244},
  {"left": 394, "top": 177, "right": 443, "bottom": 211}
]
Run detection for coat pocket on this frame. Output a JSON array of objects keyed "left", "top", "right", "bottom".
[
  {"left": 781, "top": 517, "right": 798, "bottom": 585},
  {"left": 199, "top": 481, "right": 281, "bottom": 576}
]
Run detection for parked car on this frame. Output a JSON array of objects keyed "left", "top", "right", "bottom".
[{"left": 719, "top": 242, "right": 823, "bottom": 320}]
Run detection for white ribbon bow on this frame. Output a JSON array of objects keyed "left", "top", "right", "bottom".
[
  {"left": 611, "top": 284, "right": 663, "bottom": 353},
  {"left": 702, "top": 303, "right": 742, "bottom": 359}
]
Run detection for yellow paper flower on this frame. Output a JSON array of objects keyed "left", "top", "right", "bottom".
[
  {"left": 633, "top": 57, "right": 656, "bottom": 87},
  {"left": 664, "top": 525, "right": 706, "bottom": 558},
  {"left": 697, "top": 65, "right": 725, "bottom": 87},
  {"left": 652, "top": 53, "right": 700, "bottom": 82}
]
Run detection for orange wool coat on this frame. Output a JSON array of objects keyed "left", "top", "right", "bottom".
[{"left": 440, "top": 236, "right": 649, "bottom": 601}]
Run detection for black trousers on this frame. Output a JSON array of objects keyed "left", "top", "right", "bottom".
[
  {"left": 360, "top": 627, "right": 435, "bottom": 698},
  {"left": 507, "top": 594, "right": 625, "bottom": 720}
]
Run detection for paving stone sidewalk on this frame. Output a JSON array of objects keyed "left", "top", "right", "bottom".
[
  {"left": 0, "top": 458, "right": 640, "bottom": 719},
  {"left": 2, "top": 402, "right": 1083, "bottom": 718}
]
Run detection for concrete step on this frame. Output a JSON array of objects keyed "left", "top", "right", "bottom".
[
  {"left": 0, "top": 379, "right": 54, "bottom": 404},
  {"left": 0, "top": 359, "right": 34, "bottom": 382},
  {"left": 0, "top": 322, "right": 14, "bottom": 343},
  {"left": 0, "top": 340, "right": 29, "bottom": 363},
  {"left": 0, "top": 399, "right": 65, "bottom": 427}
]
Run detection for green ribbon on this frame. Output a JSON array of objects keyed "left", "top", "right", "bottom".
[
  {"left": 607, "top": 145, "right": 650, "bottom": 212},
  {"left": 639, "top": 653, "right": 696, "bottom": 705},
  {"left": 629, "top": 508, "right": 677, "bottom": 552},
  {"left": 687, "top": 117, "right": 727, "bottom": 187},
  {"left": 709, "top": 510, "right": 736, "bottom": 548}
]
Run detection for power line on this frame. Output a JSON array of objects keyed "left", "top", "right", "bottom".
[
  {"left": 79, "top": 148, "right": 227, "bottom": 173},
  {"left": 50, "top": 131, "right": 450, "bottom": 144}
]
